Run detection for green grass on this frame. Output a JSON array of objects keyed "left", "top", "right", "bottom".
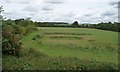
[
  {"left": 2, "top": 48, "right": 118, "bottom": 70},
  {"left": 3, "top": 27, "right": 119, "bottom": 70},
  {"left": 22, "top": 27, "right": 118, "bottom": 63}
]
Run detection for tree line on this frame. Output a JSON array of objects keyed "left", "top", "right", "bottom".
[
  {"left": 73, "top": 22, "right": 120, "bottom": 32},
  {"left": 36, "top": 21, "right": 120, "bottom": 32},
  {"left": 36, "top": 22, "right": 68, "bottom": 27}
]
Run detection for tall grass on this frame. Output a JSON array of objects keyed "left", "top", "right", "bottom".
[
  {"left": 3, "top": 27, "right": 118, "bottom": 70},
  {"left": 2, "top": 48, "right": 118, "bottom": 70}
]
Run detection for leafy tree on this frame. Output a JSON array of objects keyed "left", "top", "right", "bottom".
[{"left": 72, "top": 21, "right": 78, "bottom": 27}]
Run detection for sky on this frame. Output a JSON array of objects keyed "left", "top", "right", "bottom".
[{"left": 0, "top": 0, "right": 119, "bottom": 24}]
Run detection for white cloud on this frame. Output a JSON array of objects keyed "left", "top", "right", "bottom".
[{"left": 0, "top": 0, "right": 119, "bottom": 23}]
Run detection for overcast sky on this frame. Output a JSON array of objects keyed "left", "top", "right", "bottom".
[{"left": 0, "top": 0, "right": 119, "bottom": 23}]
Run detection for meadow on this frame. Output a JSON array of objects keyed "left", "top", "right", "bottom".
[{"left": 3, "top": 27, "right": 119, "bottom": 70}]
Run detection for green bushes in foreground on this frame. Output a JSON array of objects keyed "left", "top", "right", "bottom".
[
  {"left": 2, "top": 18, "right": 38, "bottom": 56},
  {"left": 2, "top": 25, "right": 22, "bottom": 56},
  {"left": 2, "top": 48, "right": 118, "bottom": 70}
]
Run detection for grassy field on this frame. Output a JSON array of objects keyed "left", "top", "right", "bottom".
[{"left": 3, "top": 27, "right": 119, "bottom": 70}]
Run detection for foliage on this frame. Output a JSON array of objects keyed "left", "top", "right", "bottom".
[
  {"left": 36, "top": 22, "right": 68, "bottom": 27},
  {"left": 72, "top": 21, "right": 79, "bottom": 27},
  {"left": 2, "top": 25, "right": 22, "bottom": 56},
  {"left": 2, "top": 18, "right": 38, "bottom": 56},
  {"left": 25, "top": 26, "right": 38, "bottom": 35},
  {"left": 94, "top": 22, "right": 120, "bottom": 32},
  {"left": 36, "top": 21, "right": 120, "bottom": 32}
]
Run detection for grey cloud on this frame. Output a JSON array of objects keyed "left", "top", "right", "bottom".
[
  {"left": 41, "top": 6, "right": 53, "bottom": 11},
  {"left": 3, "top": 12, "right": 24, "bottom": 19},
  {"left": 23, "top": 5, "right": 53, "bottom": 13},
  {"left": 30, "top": 13, "right": 35, "bottom": 16},
  {"left": 44, "top": 0, "right": 64, "bottom": 4},
  {"left": 42, "top": 8, "right": 53, "bottom": 11},
  {"left": 23, "top": 2, "right": 55, "bottom": 13},
  {"left": 79, "top": 13, "right": 95, "bottom": 23},
  {"left": 23, "top": 5, "right": 39, "bottom": 13},
  {"left": 3, "top": 0, "right": 30, "bottom": 4},
  {"left": 84, "top": 14, "right": 93, "bottom": 17},
  {"left": 63, "top": 12, "right": 76, "bottom": 17},
  {"left": 78, "top": 12, "right": 117, "bottom": 24},
  {"left": 118, "top": 1, "right": 120, "bottom": 8},
  {"left": 109, "top": 1, "right": 120, "bottom": 8},
  {"left": 109, "top": 2, "right": 118, "bottom": 5},
  {"left": 88, "top": 8, "right": 94, "bottom": 10},
  {"left": 114, "top": 5, "right": 118, "bottom": 8},
  {"left": 16, "top": 2, "right": 30, "bottom": 4},
  {"left": 46, "top": 1, "right": 63, "bottom": 4},
  {"left": 46, "top": 11, "right": 76, "bottom": 23},
  {"left": 101, "top": 11, "right": 116, "bottom": 17},
  {"left": 3, "top": 0, "right": 11, "bottom": 3},
  {"left": 3, "top": 12, "right": 13, "bottom": 15},
  {"left": 80, "top": 18, "right": 92, "bottom": 24},
  {"left": 118, "top": 15, "right": 120, "bottom": 18}
]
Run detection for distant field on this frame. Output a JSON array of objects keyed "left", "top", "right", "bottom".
[{"left": 22, "top": 27, "right": 118, "bottom": 68}]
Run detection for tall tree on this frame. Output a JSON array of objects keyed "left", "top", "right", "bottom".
[{"left": 72, "top": 21, "right": 78, "bottom": 27}]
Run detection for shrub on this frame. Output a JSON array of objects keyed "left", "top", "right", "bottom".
[
  {"left": 2, "top": 24, "right": 22, "bottom": 57},
  {"left": 2, "top": 18, "right": 38, "bottom": 57},
  {"left": 25, "top": 26, "right": 38, "bottom": 35}
]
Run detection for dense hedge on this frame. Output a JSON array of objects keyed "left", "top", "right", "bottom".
[{"left": 2, "top": 19, "right": 38, "bottom": 56}]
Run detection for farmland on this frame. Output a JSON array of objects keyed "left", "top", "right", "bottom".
[
  {"left": 3, "top": 27, "right": 118, "bottom": 70},
  {"left": 1, "top": 0, "right": 120, "bottom": 70}
]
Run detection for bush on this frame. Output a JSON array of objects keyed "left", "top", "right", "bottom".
[
  {"left": 2, "top": 18, "right": 38, "bottom": 57},
  {"left": 25, "top": 26, "right": 38, "bottom": 35},
  {"left": 2, "top": 25, "right": 22, "bottom": 57}
]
